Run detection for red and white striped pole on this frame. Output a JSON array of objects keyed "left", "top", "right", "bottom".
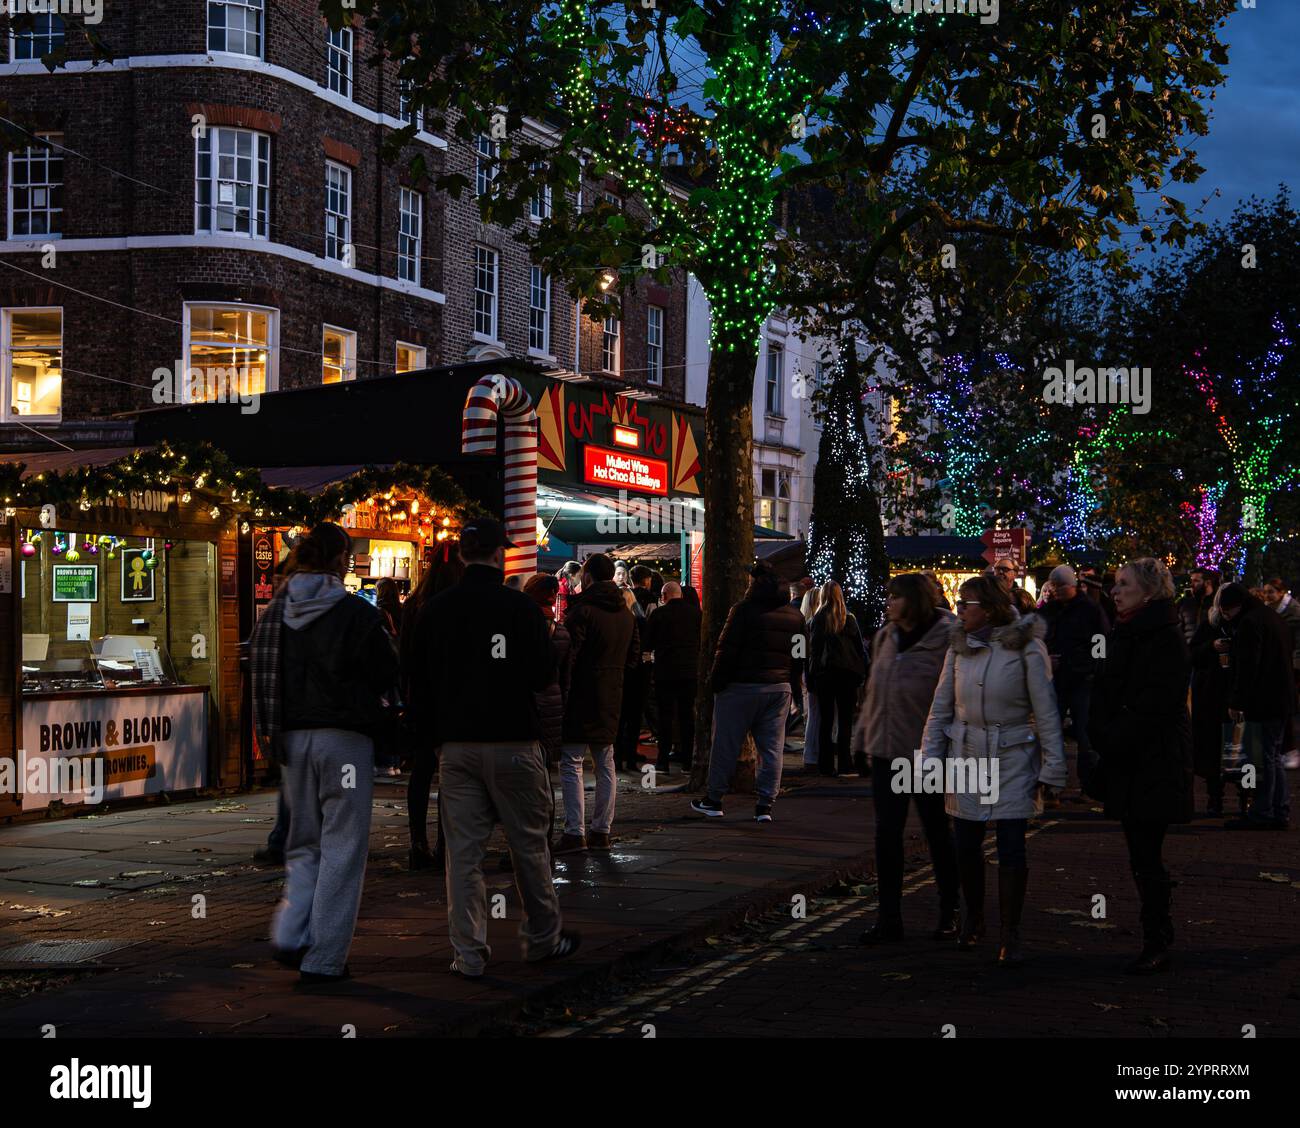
[{"left": 461, "top": 374, "right": 538, "bottom": 578}]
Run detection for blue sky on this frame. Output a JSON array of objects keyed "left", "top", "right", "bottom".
[{"left": 1162, "top": 2, "right": 1299, "bottom": 227}]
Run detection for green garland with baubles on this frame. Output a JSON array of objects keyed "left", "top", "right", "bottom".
[{"left": 0, "top": 441, "right": 484, "bottom": 527}]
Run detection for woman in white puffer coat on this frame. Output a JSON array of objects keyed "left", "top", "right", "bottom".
[{"left": 920, "top": 574, "right": 1067, "bottom": 967}]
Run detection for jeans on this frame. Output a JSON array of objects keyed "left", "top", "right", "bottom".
[
  {"left": 561, "top": 743, "right": 616, "bottom": 836},
  {"left": 440, "top": 741, "right": 562, "bottom": 974},
  {"left": 1242, "top": 719, "right": 1290, "bottom": 824},
  {"left": 615, "top": 666, "right": 650, "bottom": 769},
  {"left": 814, "top": 671, "right": 860, "bottom": 772},
  {"left": 272, "top": 728, "right": 374, "bottom": 976},
  {"left": 655, "top": 677, "right": 697, "bottom": 769},
  {"left": 707, "top": 683, "right": 791, "bottom": 806},
  {"left": 872, "top": 756, "right": 958, "bottom": 922},
  {"left": 1055, "top": 675, "right": 1094, "bottom": 788},
  {"left": 953, "top": 816, "right": 1028, "bottom": 869}
]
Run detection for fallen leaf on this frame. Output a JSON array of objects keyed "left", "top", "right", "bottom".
[
  {"left": 703, "top": 937, "right": 721, "bottom": 947},
  {"left": 119, "top": 870, "right": 165, "bottom": 878},
  {"left": 384, "top": 1024, "right": 399, "bottom": 1031},
  {"left": 1043, "top": 908, "right": 1089, "bottom": 916},
  {"left": 1145, "top": 1016, "right": 1169, "bottom": 1029},
  {"left": 72, "top": 879, "right": 101, "bottom": 887},
  {"left": 1258, "top": 872, "right": 1292, "bottom": 883},
  {"left": 1093, "top": 1003, "right": 1122, "bottom": 1012},
  {"left": 882, "top": 972, "right": 912, "bottom": 981},
  {"left": 190, "top": 847, "right": 213, "bottom": 854},
  {"left": 231, "top": 963, "right": 255, "bottom": 969},
  {"left": 1070, "top": 920, "right": 1116, "bottom": 929}
]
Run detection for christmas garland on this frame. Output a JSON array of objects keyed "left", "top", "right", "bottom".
[{"left": 0, "top": 441, "right": 484, "bottom": 527}]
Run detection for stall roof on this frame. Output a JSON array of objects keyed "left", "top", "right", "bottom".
[
  {"left": 0, "top": 447, "right": 145, "bottom": 477},
  {"left": 259, "top": 466, "right": 389, "bottom": 494}
]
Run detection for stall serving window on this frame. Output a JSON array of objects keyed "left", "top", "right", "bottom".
[{"left": 19, "top": 530, "right": 217, "bottom": 698}]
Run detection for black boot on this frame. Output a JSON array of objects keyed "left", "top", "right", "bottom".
[
  {"left": 997, "top": 867, "right": 1029, "bottom": 967},
  {"left": 859, "top": 918, "right": 905, "bottom": 945},
  {"left": 932, "top": 904, "right": 960, "bottom": 941},
  {"left": 957, "top": 851, "right": 985, "bottom": 949},
  {"left": 1125, "top": 869, "right": 1171, "bottom": 975},
  {"left": 409, "top": 839, "right": 435, "bottom": 871}
]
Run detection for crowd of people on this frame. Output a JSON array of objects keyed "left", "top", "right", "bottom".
[{"left": 249, "top": 522, "right": 1296, "bottom": 985}]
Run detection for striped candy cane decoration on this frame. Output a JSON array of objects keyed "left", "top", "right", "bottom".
[{"left": 461, "top": 374, "right": 538, "bottom": 578}]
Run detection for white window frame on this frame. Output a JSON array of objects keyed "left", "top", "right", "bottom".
[
  {"left": 602, "top": 315, "right": 621, "bottom": 375},
  {"left": 1, "top": 306, "right": 63, "bottom": 422},
  {"left": 395, "top": 341, "right": 426, "bottom": 373},
  {"left": 195, "top": 126, "right": 270, "bottom": 239},
  {"left": 11, "top": 12, "right": 64, "bottom": 60},
  {"left": 7, "top": 133, "right": 63, "bottom": 241},
  {"left": 528, "top": 266, "right": 551, "bottom": 356},
  {"left": 475, "top": 133, "right": 498, "bottom": 198},
  {"left": 529, "top": 162, "right": 551, "bottom": 221},
  {"left": 646, "top": 306, "right": 664, "bottom": 386},
  {"left": 326, "top": 24, "right": 353, "bottom": 99},
  {"left": 181, "top": 302, "right": 279, "bottom": 403},
  {"left": 397, "top": 77, "right": 422, "bottom": 131},
  {"left": 397, "top": 187, "right": 422, "bottom": 285},
  {"left": 207, "top": 0, "right": 265, "bottom": 59},
  {"left": 813, "top": 360, "right": 825, "bottom": 429},
  {"left": 473, "top": 245, "right": 498, "bottom": 340},
  {"left": 324, "top": 160, "right": 352, "bottom": 263},
  {"left": 322, "top": 324, "right": 357, "bottom": 384},
  {"left": 765, "top": 342, "right": 784, "bottom": 416}
]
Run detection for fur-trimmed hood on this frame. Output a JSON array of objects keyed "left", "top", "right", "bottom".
[{"left": 949, "top": 611, "right": 1044, "bottom": 656}]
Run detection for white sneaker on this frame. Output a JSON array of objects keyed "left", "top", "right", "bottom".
[
  {"left": 1284, "top": 751, "right": 1300, "bottom": 771},
  {"left": 450, "top": 959, "right": 483, "bottom": 978}
]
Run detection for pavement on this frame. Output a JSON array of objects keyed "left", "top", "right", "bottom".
[{"left": 0, "top": 741, "right": 1295, "bottom": 1038}]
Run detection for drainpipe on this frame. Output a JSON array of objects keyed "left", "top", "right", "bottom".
[{"left": 573, "top": 184, "right": 583, "bottom": 373}]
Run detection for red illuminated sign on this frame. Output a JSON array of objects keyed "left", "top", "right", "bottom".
[
  {"left": 583, "top": 445, "right": 669, "bottom": 495},
  {"left": 611, "top": 424, "right": 640, "bottom": 449}
]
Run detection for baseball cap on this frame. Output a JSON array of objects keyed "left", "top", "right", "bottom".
[{"left": 459, "top": 518, "right": 517, "bottom": 553}]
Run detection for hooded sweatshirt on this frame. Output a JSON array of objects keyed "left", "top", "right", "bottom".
[{"left": 280, "top": 571, "right": 399, "bottom": 734}]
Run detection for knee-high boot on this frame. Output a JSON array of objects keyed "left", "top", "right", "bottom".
[
  {"left": 1125, "top": 868, "right": 1172, "bottom": 975},
  {"left": 997, "top": 867, "right": 1029, "bottom": 967},
  {"left": 957, "top": 848, "right": 985, "bottom": 949}
]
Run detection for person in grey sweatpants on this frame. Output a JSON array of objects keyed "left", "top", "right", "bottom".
[{"left": 274, "top": 728, "right": 375, "bottom": 976}]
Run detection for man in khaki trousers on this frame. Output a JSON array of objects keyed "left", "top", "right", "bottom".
[{"left": 410, "top": 519, "right": 581, "bottom": 976}]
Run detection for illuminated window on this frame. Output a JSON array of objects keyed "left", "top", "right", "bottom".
[
  {"left": 2, "top": 308, "right": 62, "bottom": 419},
  {"left": 757, "top": 467, "right": 792, "bottom": 531},
  {"left": 396, "top": 342, "right": 426, "bottom": 373},
  {"left": 602, "top": 316, "right": 620, "bottom": 375},
  {"left": 8, "top": 134, "right": 63, "bottom": 238},
  {"left": 183, "top": 304, "right": 276, "bottom": 402},
  {"left": 322, "top": 326, "right": 357, "bottom": 384}
]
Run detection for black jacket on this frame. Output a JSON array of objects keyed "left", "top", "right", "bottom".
[
  {"left": 642, "top": 597, "right": 702, "bottom": 682},
  {"left": 413, "top": 563, "right": 556, "bottom": 744},
  {"left": 808, "top": 609, "right": 866, "bottom": 688},
  {"left": 282, "top": 594, "right": 399, "bottom": 735},
  {"left": 1088, "top": 598, "right": 1193, "bottom": 824},
  {"left": 709, "top": 587, "right": 803, "bottom": 693},
  {"left": 1177, "top": 591, "right": 1213, "bottom": 643},
  {"left": 1223, "top": 597, "right": 1296, "bottom": 722},
  {"left": 535, "top": 619, "right": 572, "bottom": 761},
  {"left": 563, "top": 580, "right": 639, "bottom": 742},
  {"left": 1041, "top": 591, "right": 1106, "bottom": 682},
  {"left": 1188, "top": 615, "right": 1231, "bottom": 778}
]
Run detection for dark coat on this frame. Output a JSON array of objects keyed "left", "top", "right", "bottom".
[
  {"left": 642, "top": 597, "right": 702, "bottom": 682},
  {"left": 562, "top": 580, "right": 639, "bottom": 743},
  {"left": 1188, "top": 615, "right": 1231, "bottom": 779},
  {"left": 412, "top": 564, "right": 556, "bottom": 745},
  {"left": 1088, "top": 598, "right": 1193, "bottom": 824},
  {"left": 1223, "top": 597, "right": 1296, "bottom": 722},
  {"left": 808, "top": 609, "right": 866, "bottom": 689},
  {"left": 708, "top": 586, "right": 803, "bottom": 693},
  {"left": 1041, "top": 591, "right": 1106, "bottom": 683},
  {"left": 535, "top": 619, "right": 572, "bottom": 762},
  {"left": 1177, "top": 591, "right": 1213, "bottom": 644}
]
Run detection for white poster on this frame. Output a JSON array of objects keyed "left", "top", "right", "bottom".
[
  {"left": 0, "top": 545, "right": 11, "bottom": 594},
  {"left": 67, "top": 602, "right": 92, "bottom": 641},
  {"left": 19, "top": 690, "right": 208, "bottom": 811}
]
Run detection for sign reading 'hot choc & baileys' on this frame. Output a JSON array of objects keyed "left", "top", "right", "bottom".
[{"left": 583, "top": 445, "right": 669, "bottom": 496}]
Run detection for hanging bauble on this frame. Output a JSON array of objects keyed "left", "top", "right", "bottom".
[
  {"left": 98, "top": 535, "right": 112, "bottom": 545},
  {"left": 141, "top": 549, "right": 154, "bottom": 562},
  {"left": 65, "top": 549, "right": 80, "bottom": 562},
  {"left": 51, "top": 541, "right": 64, "bottom": 555},
  {"left": 21, "top": 541, "right": 35, "bottom": 557},
  {"left": 164, "top": 540, "right": 174, "bottom": 551},
  {"left": 87, "top": 543, "right": 99, "bottom": 555},
  {"left": 145, "top": 555, "right": 158, "bottom": 569}
]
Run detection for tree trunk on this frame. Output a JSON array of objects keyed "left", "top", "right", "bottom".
[{"left": 688, "top": 345, "right": 758, "bottom": 792}]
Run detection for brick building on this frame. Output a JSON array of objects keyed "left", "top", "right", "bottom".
[{"left": 0, "top": 0, "right": 687, "bottom": 451}]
